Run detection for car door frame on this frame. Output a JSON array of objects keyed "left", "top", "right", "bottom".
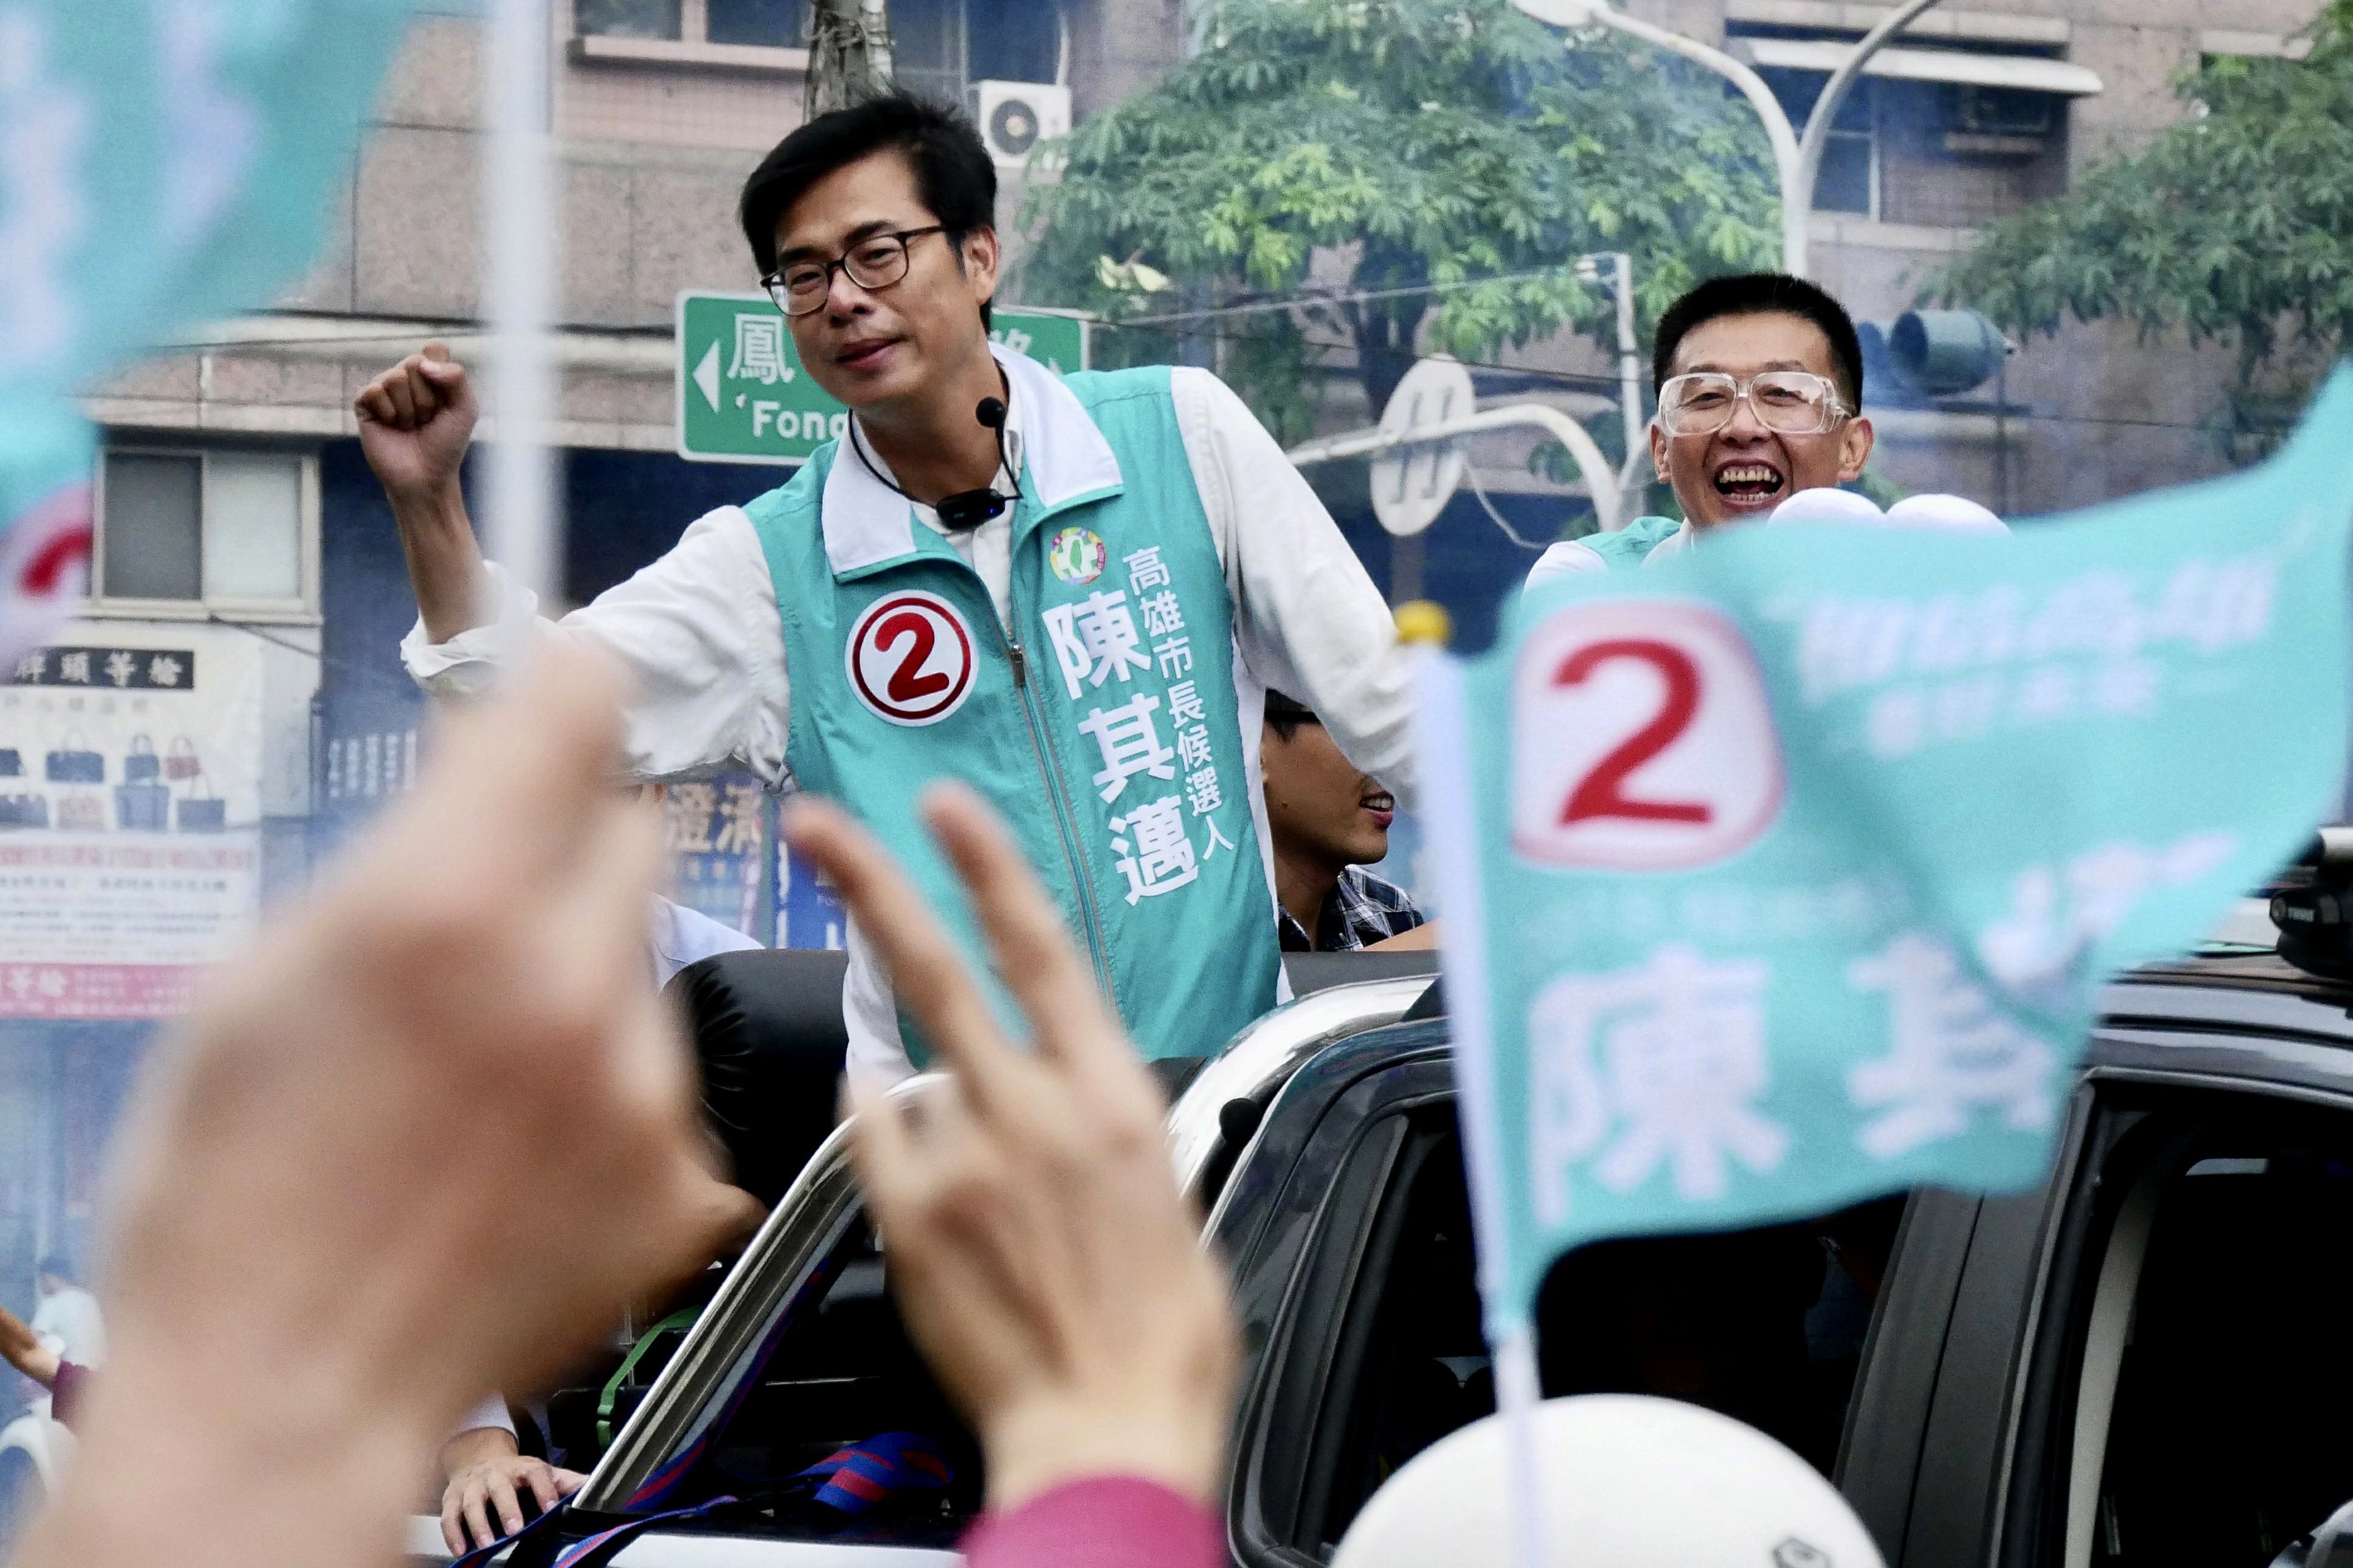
[
  {"left": 1215, "top": 1024, "right": 1455, "bottom": 1568},
  {"left": 1842, "top": 970, "right": 2353, "bottom": 1568}
]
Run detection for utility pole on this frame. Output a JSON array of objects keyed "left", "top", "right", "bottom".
[{"left": 806, "top": 0, "right": 893, "bottom": 118}]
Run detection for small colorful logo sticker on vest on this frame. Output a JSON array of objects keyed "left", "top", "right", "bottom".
[
  {"left": 846, "top": 590, "right": 978, "bottom": 727},
  {"left": 1046, "top": 526, "right": 1107, "bottom": 585}
]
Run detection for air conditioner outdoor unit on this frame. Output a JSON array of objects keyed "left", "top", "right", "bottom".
[{"left": 973, "top": 80, "right": 1070, "bottom": 170}]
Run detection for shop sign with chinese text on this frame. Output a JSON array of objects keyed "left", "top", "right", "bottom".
[
  {"left": 659, "top": 775, "right": 772, "bottom": 943},
  {"left": 0, "top": 623, "right": 264, "bottom": 1020}
]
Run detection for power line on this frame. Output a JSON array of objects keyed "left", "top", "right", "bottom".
[
  {"left": 1114, "top": 266, "right": 1589, "bottom": 327},
  {"left": 125, "top": 307, "right": 2292, "bottom": 442},
  {"left": 1085, "top": 312, "right": 2293, "bottom": 440}
]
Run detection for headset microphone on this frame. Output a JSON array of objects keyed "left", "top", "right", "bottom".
[
  {"left": 933, "top": 395, "right": 1018, "bottom": 530},
  {"left": 849, "top": 389, "right": 1020, "bottom": 531}
]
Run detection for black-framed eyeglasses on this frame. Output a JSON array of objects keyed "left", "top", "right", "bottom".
[{"left": 762, "top": 225, "right": 951, "bottom": 317}]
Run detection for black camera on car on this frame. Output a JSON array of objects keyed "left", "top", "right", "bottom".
[{"left": 2271, "top": 828, "right": 2353, "bottom": 980}]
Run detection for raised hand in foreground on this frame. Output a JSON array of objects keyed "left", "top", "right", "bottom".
[
  {"left": 784, "top": 788, "right": 1240, "bottom": 1515},
  {"left": 17, "top": 646, "right": 759, "bottom": 1568}
]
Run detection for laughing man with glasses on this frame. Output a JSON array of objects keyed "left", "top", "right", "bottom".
[{"left": 1527, "top": 273, "right": 1879, "bottom": 583}]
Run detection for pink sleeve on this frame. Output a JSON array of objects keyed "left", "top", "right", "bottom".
[{"left": 958, "top": 1475, "right": 1224, "bottom": 1568}]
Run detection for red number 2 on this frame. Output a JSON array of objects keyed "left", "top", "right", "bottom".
[
  {"left": 875, "top": 610, "right": 951, "bottom": 703},
  {"left": 1554, "top": 638, "right": 1711, "bottom": 826}
]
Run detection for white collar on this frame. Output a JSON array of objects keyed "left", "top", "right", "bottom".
[{"left": 820, "top": 342, "right": 1122, "bottom": 577}]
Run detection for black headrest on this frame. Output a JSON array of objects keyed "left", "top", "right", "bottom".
[
  {"left": 665, "top": 948, "right": 1446, "bottom": 1205},
  {"left": 666, "top": 948, "right": 853, "bottom": 1209}
]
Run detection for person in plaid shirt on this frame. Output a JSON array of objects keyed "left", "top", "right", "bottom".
[{"left": 1261, "top": 693, "right": 1425, "bottom": 951}]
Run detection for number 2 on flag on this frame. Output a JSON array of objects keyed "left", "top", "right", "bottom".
[{"left": 1510, "top": 599, "right": 1784, "bottom": 870}]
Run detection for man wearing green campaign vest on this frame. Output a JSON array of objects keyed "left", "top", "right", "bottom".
[{"left": 354, "top": 94, "right": 1412, "bottom": 1094}]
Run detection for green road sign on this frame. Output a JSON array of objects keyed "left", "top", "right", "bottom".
[{"left": 675, "top": 290, "right": 1090, "bottom": 466}]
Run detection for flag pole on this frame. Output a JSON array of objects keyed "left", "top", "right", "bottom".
[
  {"left": 1398, "top": 602, "right": 1548, "bottom": 1568},
  {"left": 483, "top": 0, "right": 561, "bottom": 624}
]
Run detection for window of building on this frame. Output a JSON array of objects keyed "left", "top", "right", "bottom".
[
  {"left": 891, "top": 0, "right": 964, "bottom": 104},
  {"left": 705, "top": 0, "right": 802, "bottom": 49},
  {"left": 94, "top": 446, "right": 315, "bottom": 616},
  {"left": 1738, "top": 27, "right": 2086, "bottom": 230},
  {"left": 576, "top": 0, "right": 683, "bottom": 39},
  {"left": 1758, "top": 66, "right": 1878, "bottom": 217},
  {"left": 878, "top": 0, "right": 1064, "bottom": 101},
  {"left": 573, "top": 0, "right": 1060, "bottom": 92},
  {"left": 574, "top": 0, "right": 802, "bottom": 50}
]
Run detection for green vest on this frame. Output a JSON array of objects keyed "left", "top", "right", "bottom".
[
  {"left": 747, "top": 354, "right": 1281, "bottom": 1064},
  {"left": 1587, "top": 515, "right": 1685, "bottom": 568}
]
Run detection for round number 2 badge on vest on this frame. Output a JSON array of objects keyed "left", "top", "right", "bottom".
[{"left": 846, "top": 591, "right": 979, "bottom": 727}]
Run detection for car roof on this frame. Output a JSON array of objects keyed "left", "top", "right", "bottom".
[
  {"left": 1235, "top": 947, "right": 2353, "bottom": 1138},
  {"left": 2118, "top": 948, "right": 2353, "bottom": 1006}
]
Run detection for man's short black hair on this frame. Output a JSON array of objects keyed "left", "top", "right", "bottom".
[
  {"left": 35, "top": 1256, "right": 69, "bottom": 1281},
  {"left": 738, "top": 93, "right": 997, "bottom": 326},
  {"left": 1653, "top": 272, "right": 1864, "bottom": 412},
  {"left": 1265, "top": 691, "right": 1320, "bottom": 743}
]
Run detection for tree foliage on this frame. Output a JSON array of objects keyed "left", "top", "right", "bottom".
[
  {"left": 1016, "top": 0, "right": 1782, "bottom": 446},
  {"left": 1937, "top": 2, "right": 2353, "bottom": 443}
]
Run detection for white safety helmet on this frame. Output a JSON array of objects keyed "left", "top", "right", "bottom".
[{"left": 1332, "top": 1395, "right": 1885, "bottom": 1568}]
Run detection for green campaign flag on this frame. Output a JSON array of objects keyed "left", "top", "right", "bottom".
[
  {"left": 0, "top": 1, "right": 417, "bottom": 648},
  {"left": 1419, "top": 367, "right": 2353, "bottom": 1340}
]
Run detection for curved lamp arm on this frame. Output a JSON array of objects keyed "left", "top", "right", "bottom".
[
  {"left": 1286, "top": 402, "right": 1624, "bottom": 535},
  {"left": 1513, "top": 0, "right": 1947, "bottom": 277},
  {"left": 1791, "top": 0, "right": 1948, "bottom": 270},
  {"left": 1513, "top": 0, "right": 1802, "bottom": 267}
]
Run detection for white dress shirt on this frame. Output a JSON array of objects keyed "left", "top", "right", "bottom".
[
  {"left": 649, "top": 897, "right": 762, "bottom": 988},
  {"left": 31, "top": 1285, "right": 104, "bottom": 1368},
  {"left": 403, "top": 348, "right": 1413, "bottom": 1086}
]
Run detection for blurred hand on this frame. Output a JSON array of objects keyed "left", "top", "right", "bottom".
[
  {"left": 19, "top": 646, "right": 759, "bottom": 1568},
  {"left": 439, "top": 1428, "right": 585, "bottom": 1554},
  {"left": 354, "top": 340, "right": 477, "bottom": 507},
  {"left": 786, "top": 788, "right": 1240, "bottom": 1513},
  {"left": 0, "top": 1304, "right": 57, "bottom": 1390}
]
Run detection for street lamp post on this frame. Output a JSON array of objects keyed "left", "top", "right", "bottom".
[
  {"left": 1576, "top": 251, "right": 1646, "bottom": 514},
  {"left": 1511, "top": 0, "right": 1946, "bottom": 278}
]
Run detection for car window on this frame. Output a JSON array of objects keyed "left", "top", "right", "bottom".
[
  {"left": 646, "top": 1220, "right": 984, "bottom": 1548},
  {"left": 2060, "top": 1103, "right": 2353, "bottom": 1568},
  {"left": 1305, "top": 1115, "right": 1907, "bottom": 1551}
]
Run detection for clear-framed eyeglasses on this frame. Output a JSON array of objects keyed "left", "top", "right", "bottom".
[
  {"left": 762, "top": 225, "right": 951, "bottom": 317},
  {"left": 1656, "top": 370, "right": 1849, "bottom": 437}
]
